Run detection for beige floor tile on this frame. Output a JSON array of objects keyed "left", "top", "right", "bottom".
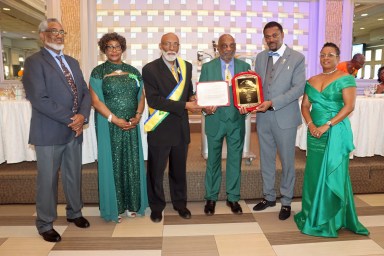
[
  {"left": 162, "top": 236, "right": 218, "bottom": 256},
  {"left": 356, "top": 194, "right": 384, "bottom": 206},
  {"left": 272, "top": 240, "right": 384, "bottom": 256},
  {"left": 215, "top": 233, "right": 276, "bottom": 256},
  {"left": 49, "top": 250, "right": 161, "bottom": 256},
  {"left": 0, "top": 237, "right": 54, "bottom": 256},
  {"left": 359, "top": 215, "right": 384, "bottom": 227},
  {"left": 62, "top": 217, "right": 115, "bottom": 238},
  {"left": 252, "top": 212, "right": 299, "bottom": 233},
  {"left": 113, "top": 215, "right": 164, "bottom": 237},
  {"left": 0, "top": 205, "right": 36, "bottom": 216},
  {"left": 368, "top": 227, "right": 384, "bottom": 249},
  {"left": 163, "top": 222, "right": 262, "bottom": 237},
  {"left": 81, "top": 206, "right": 103, "bottom": 217},
  {"left": 0, "top": 226, "right": 67, "bottom": 238}
]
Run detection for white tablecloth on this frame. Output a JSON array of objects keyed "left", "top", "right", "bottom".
[{"left": 295, "top": 96, "right": 384, "bottom": 157}]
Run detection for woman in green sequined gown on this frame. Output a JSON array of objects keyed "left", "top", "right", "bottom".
[
  {"left": 89, "top": 33, "right": 148, "bottom": 222},
  {"left": 294, "top": 43, "right": 369, "bottom": 237}
]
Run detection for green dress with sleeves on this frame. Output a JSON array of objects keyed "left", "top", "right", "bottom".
[
  {"left": 89, "top": 61, "right": 148, "bottom": 222},
  {"left": 294, "top": 75, "right": 369, "bottom": 237}
]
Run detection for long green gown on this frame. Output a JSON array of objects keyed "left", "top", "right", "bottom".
[
  {"left": 294, "top": 75, "right": 369, "bottom": 237},
  {"left": 90, "top": 61, "right": 148, "bottom": 222}
]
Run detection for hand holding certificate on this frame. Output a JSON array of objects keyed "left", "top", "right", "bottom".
[{"left": 196, "top": 81, "right": 230, "bottom": 106}]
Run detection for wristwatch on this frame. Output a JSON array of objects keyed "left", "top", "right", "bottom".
[{"left": 326, "top": 120, "right": 332, "bottom": 127}]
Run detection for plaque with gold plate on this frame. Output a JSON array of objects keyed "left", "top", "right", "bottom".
[{"left": 231, "top": 71, "right": 263, "bottom": 111}]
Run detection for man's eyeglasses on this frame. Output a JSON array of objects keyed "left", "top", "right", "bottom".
[
  {"left": 106, "top": 45, "right": 122, "bottom": 52},
  {"left": 220, "top": 43, "right": 236, "bottom": 50},
  {"left": 162, "top": 42, "right": 180, "bottom": 48},
  {"left": 320, "top": 53, "right": 338, "bottom": 58},
  {"left": 264, "top": 33, "right": 281, "bottom": 40},
  {"left": 45, "top": 29, "right": 67, "bottom": 36}
]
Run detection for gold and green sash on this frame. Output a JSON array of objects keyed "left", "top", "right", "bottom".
[{"left": 144, "top": 57, "right": 186, "bottom": 132}]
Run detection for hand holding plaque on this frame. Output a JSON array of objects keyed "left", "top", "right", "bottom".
[{"left": 231, "top": 71, "right": 263, "bottom": 111}]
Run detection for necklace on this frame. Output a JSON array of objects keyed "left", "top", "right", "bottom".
[
  {"left": 115, "top": 70, "right": 123, "bottom": 75},
  {"left": 322, "top": 68, "right": 337, "bottom": 75}
]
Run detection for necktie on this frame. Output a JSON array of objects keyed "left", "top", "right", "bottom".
[
  {"left": 225, "top": 63, "right": 232, "bottom": 82},
  {"left": 171, "top": 65, "right": 179, "bottom": 82},
  {"left": 56, "top": 56, "right": 78, "bottom": 113},
  {"left": 268, "top": 51, "right": 280, "bottom": 57}
]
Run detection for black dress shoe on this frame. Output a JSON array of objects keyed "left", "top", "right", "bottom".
[
  {"left": 67, "top": 216, "right": 90, "bottom": 228},
  {"left": 226, "top": 200, "right": 243, "bottom": 215},
  {"left": 174, "top": 207, "right": 192, "bottom": 219},
  {"left": 40, "top": 229, "right": 61, "bottom": 243},
  {"left": 204, "top": 200, "right": 216, "bottom": 216},
  {"left": 279, "top": 206, "right": 291, "bottom": 220},
  {"left": 150, "top": 211, "right": 162, "bottom": 223},
  {"left": 253, "top": 199, "right": 276, "bottom": 211}
]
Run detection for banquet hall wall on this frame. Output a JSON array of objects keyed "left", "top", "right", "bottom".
[{"left": 47, "top": 0, "right": 354, "bottom": 83}]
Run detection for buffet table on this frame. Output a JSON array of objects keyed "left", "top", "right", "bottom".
[{"left": 295, "top": 95, "right": 384, "bottom": 157}]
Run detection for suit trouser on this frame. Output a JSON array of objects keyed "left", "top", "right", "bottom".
[
  {"left": 35, "top": 138, "right": 83, "bottom": 234},
  {"left": 147, "top": 142, "right": 188, "bottom": 212},
  {"left": 257, "top": 112, "right": 297, "bottom": 206},
  {"left": 205, "top": 119, "right": 244, "bottom": 202}
]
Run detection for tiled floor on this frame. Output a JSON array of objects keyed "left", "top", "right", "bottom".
[{"left": 0, "top": 194, "right": 384, "bottom": 256}]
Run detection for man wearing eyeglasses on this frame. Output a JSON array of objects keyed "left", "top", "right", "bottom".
[
  {"left": 199, "top": 34, "right": 251, "bottom": 216},
  {"left": 253, "top": 21, "right": 306, "bottom": 221},
  {"left": 142, "top": 33, "right": 202, "bottom": 223},
  {"left": 337, "top": 53, "right": 365, "bottom": 77},
  {"left": 23, "top": 18, "right": 91, "bottom": 242}
]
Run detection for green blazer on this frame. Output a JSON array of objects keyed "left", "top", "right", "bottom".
[{"left": 199, "top": 58, "right": 251, "bottom": 136}]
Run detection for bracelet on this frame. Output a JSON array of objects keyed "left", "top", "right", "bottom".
[
  {"left": 107, "top": 113, "right": 113, "bottom": 123},
  {"left": 306, "top": 121, "right": 313, "bottom": 127}
]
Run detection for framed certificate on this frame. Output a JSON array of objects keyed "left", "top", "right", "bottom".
[
  {"left": 196, "top": 81, "right": 230, "bottom": 106},
  {"left": 231, "top": 71, "right": 263, "bottom": 111}
]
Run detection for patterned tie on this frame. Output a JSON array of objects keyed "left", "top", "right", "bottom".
[
  {"left": 56, "top": 56, "right": 78, "bottom": 113},
  {"left": 171, "top": 65, "right": 179, "bottom": 82},
  {"left": 225, "top": 63, "right": 232, "bottom": 82}
]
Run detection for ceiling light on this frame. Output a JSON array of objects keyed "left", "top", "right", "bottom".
[
  {"left": 22, "top": 36, "right": 27, "bottom": 39},
  {"left": 361, "top": 13, "right": 368, "bottom": 17},
  {"left": 360, "top": 27, "right": 365, "bottom": 30},
  {"left": 31, "top": 31, "right": 36, "bottom": 33},
  {"left": 378, "top": 18, "right": 384, "bottom": 21},
  {"left": 2, "top": 7, "right": 10, "bottom": 11}
]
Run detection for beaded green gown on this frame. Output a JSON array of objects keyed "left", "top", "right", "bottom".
[
  {"left": 294, "top": 75, "right": 369, "bottom": 237},
  {"left": 90, "top": 61, "right": 148, "bottom": 222}
]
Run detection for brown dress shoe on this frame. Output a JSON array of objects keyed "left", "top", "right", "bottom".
[{"left": 67, "top": 216, "right": 90, "bottom": 228}]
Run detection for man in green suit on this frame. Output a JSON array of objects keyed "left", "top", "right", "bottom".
[{"left": 199, "top": 34, "right": 251, "bottom": 216}]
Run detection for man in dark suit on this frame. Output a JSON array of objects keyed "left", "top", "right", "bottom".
[
  {"left": 199, "top": 34, "right": 251, "bottom": 216},
  {"left": 253, "top": 21, "right": 306, "bottom": 220},
  {"left": 23, "top": 18, "right": 91, "bottom": 242},
  {"left": 142, "top": 33, "right": 201, "bottom": 223}
]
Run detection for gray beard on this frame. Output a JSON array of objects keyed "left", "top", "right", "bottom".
[{"left": 46, "top": 42, "right": 64, "bottom": 51}]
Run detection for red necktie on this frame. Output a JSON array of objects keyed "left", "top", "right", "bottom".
[{"left": 56, "top": 55, "right": 78, "bottom": 113}]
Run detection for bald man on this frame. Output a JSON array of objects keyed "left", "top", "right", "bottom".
[
  {"left": 142, "top": 33, "right": 201, "bottom": 223},
  {"left": 199, "top": 34, "right": 251, "bottom": 216},
  {"left": 337, "top": 53, "right": 365, "bottom": 77}
]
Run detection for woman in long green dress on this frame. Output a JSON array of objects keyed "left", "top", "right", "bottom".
[
  {"left": 89, "top": 32, "right": 148, "bottom": 222},
  {"left": 294, "top": 42, "right": 369, "bottom": 237}
]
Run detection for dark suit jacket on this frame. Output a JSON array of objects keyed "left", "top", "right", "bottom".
[
  {"left": 23, "top": 47, "right": 91, "bottom": 146},
  {"left": 199, "top": 58, "right": 251, "bottom": 136},
  {"left": 142, "top": 57, "right": 194, "bottom": 146}
]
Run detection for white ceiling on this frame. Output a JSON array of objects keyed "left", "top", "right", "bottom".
[{"left": 0, "top": 1, "right": 383, "bottom": 47}]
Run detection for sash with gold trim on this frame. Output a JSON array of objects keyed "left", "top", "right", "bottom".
[{"left": 144, "top": 57, "right": 186, "bottom": 132}]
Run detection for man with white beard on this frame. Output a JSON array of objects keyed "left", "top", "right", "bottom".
[
  {"left": 23, "top": 18, "right": 91, "bottom": 242},
  {"left": 142, "top": 33, "right": 201, "bottom": 223}
]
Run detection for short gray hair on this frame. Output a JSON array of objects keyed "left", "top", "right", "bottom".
[{"left": 38, "top": 18, "right": 61, "bottom": 32}]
